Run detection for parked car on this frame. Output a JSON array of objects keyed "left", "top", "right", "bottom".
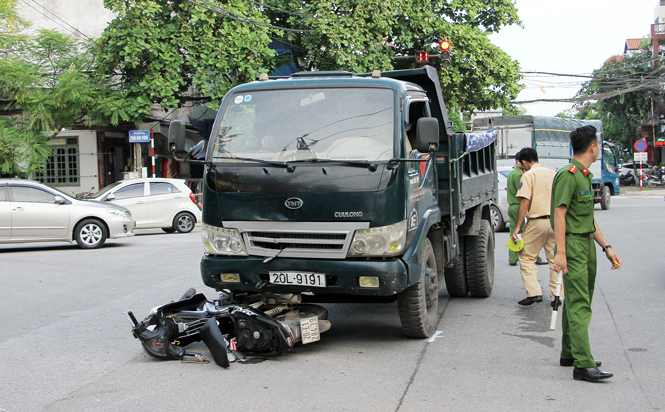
[
  {"left": 88, "top": 178, "right": 201, "bottom": 233},
  {"left": 489, "top": 167, "right": 512, "bottom": 232},
  {"left": 0, "top": 179, "right": 134, "bottom": 249}
]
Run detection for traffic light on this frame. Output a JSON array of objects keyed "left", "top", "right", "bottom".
[
  {"left": 439, "top": 40, "right": 451, "bottom": 68},
  {"left": 416, "top": 50, "right": 429, "bottom": 64}
]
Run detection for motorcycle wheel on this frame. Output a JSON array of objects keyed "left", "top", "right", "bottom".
[{"left": 648, "top": 178, "right": 658, "bottom": 188}]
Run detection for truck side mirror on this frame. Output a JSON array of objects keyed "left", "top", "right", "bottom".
[
  {"left": 168, "top": 120, "right": 186, "bottom": 154},
  {"left": 416, "top": 117, "right": 439, "bottom": 153}
]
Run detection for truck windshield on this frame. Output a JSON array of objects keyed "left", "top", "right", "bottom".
[{"left": 211, "top": 88, "right": 395, "bottom": 163}]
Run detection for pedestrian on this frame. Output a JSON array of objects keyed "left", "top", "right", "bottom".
[
  {"left": 551, "top": 125, "right": 621, "bottom": 382},
  {"left": 507, "top": 151, "right": 548, "bottom": 267},
  {"left": 511, "top": 148, "right": 559, "bottom": 306}
]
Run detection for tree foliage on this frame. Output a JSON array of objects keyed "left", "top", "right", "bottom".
[
  {"left": 97, "top": 0, "right": 523, "bottom": 112},
  {"left": 97, "top": 0, "right": 275, "bottom": 114},
  {"left": 575, "top": 47, "right": 660, "bottom": 148},
  {"left": 1, "top": 2, "right": 136, "bottom": 177}
]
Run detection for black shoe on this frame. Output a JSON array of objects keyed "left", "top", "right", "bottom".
[
  {"left": 560, "top": 358, "right": 602, "bottom": 367},
  {"left": 551, "top": 299, "right": 563, "bottom": 310},
  {"left": 509, "top": 262, "right": 517, "bottom": 266},
  {"left": 536, "top": 259, "right": 549, "bottom": 266},
  {"left": 573, "top": 367, "right": 613, "bottom": 382},
  {"left": 518, "top": 295, "right": 543, "bottom": 306}
]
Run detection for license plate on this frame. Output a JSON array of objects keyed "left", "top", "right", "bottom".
[
  {"left": 269, "top": 272, "right": 326, "bottom": 287},
  {"left": 300, "top": 316, "right": 320, "bottom": 344}
]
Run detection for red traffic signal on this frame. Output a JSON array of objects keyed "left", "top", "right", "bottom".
[{"left": 439, "top": 40, "right": 451, "bottom": 68}]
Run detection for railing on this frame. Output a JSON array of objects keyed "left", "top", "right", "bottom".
[{"left": 652, "top": 23, "right": 665, "bottom": 35}]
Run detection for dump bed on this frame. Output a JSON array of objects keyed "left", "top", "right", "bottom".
[{"left": 380, "top": 66, "right": 497, "bottom": 224}]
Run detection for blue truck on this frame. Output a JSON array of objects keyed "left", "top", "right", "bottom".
[
  {"left": 472, "top": 115, "right": 621, "bottom": 210},
  {"left": 168, "top": 66, "right": 498, "bottom": 338}
]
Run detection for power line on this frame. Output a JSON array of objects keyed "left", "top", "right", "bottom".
[
  {"left": 18, "top": 0, "right": 80, "bottom": 38},
  {"left": 29, "top": 0, "right": 90, "bottom": 39},
  {"left": 187, "top": 0, "right": 313, "bottom": 32}
]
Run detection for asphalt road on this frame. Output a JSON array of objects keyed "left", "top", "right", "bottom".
[{"left": 1, "top": 193, "right": 663, "bottom": 412}]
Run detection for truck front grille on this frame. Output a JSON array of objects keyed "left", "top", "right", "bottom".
[{"left": 224, "top": 221, "right": 370, "bottom": 259}]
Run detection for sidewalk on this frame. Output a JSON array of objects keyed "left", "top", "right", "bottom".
[{"left": 619, "top": 185, "right": 665, "bottom": 197}]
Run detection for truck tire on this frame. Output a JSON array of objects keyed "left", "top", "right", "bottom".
[
  {"left": 464, "top": 220, "right": 494, "bottom": 298},
  {"left": 489, "top": 204, "right": 505, "bottom": 232},
  {"left": 398, "top": 239, "right": 438, "bottom": 338},
  {"left": 444, "top": 255, "right": 468, "bottom": 297},
  {"left": 600, "top": 186, "right": 611, "bottom": 210}
]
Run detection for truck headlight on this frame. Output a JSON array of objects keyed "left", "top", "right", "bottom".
[
  {"left": 201, "top": 224, "right": 248, "bottom": 256},
  {"left": 348, "top": 220, "right": 407, "bottom": 257}
]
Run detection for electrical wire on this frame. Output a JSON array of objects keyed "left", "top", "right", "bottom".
[
  {"left": 246, "top": 0, "right": 310, "bottom": 18},
  {"left": 29, "top": 0, "right": 91, "bottom": 39},
  {"left": 187, "top": 0, "right": 313, "bottom": 32},
  {"left": 18, "top": 0, "right": 80, "bottom": 38}
]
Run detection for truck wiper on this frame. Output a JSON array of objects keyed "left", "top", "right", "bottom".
[
  {"left": 289, "top": 158, "right": 378, "bottom": 172},
  {"left": 212, "top": 156, "right": 295, "bottom": 172}
]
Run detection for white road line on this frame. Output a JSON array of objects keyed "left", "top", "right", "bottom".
[{"left": 428, "top": 330, "right": 443, "bottom": 342}]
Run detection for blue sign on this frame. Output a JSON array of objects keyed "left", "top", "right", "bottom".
[
  {"left": 129, "top": 130, "right": 151, "bottom": 143},
  {"left": 634, "top": 139, "right": 647, "bottom": 152}
]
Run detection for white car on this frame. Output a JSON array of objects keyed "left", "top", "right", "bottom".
[
  {"left": 88, "top": 178, "right": 201, "bottom": 233},
  {"left": 489, "top": 167, "right": 512, "bottom": 232},
  {"left": 0, "top": 179, "right": 134, "bottom": 249}
]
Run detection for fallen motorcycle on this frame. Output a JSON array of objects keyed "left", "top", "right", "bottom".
[{"left": 126, "top": 289, "right": 331, "bottom": 367}]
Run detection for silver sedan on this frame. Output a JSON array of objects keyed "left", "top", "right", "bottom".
[{"left": 0, "top": 179, "right": 135, "bottom": 249}]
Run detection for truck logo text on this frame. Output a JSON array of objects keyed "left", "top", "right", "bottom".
[
  {"left": 285, "top": 198, "right": 304, "bottom": 209},
  {"left": 334, "top": 211, "right": 363, "bottom": 218}
]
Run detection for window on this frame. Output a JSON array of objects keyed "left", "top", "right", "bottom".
[
  {"left": 112, "top": 183, "right": 144, "bottom": 200},
  {"left": 150, "top": 182, "right": 180, "bottom": 196},
  {"left": 10, "top": 186, "right": 57, "bottom": 203},
  {"left": 35, "top": 143, "right": 80, "bottom": 186},
  {"left": 0, "top": 186, "right": 6, "bottom": 201}
]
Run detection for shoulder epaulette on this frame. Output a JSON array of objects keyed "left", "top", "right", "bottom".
[
  {"left": 568, "top": 165, "right": 577, "bottom": 174},
  {"left": 581, "top": 166, "right": 589, "bottom": 176}
]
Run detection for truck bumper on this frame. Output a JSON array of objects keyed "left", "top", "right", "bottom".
[{"left": 201, "top": 255, "right": 409, "bottom": 297}]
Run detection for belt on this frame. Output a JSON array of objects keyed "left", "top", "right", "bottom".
[
  {"left": 566, "top": 233, "right": 594, "bottom": 238},
  {"left": 529, "top": 215, "right": 550, "bottom": 220}
]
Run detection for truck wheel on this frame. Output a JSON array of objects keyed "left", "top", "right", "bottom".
[
  {"left": 464, "top": 220, "right": 494, "bottom": 298},
  {"left": 444, "top": 255, "right": 468, "bottom": 297},
  {"left": 600, "top": 186, "right": 611, "bottom": 210},
  {"left": 398, "top": 239, "right": 438, "bottom": 338}
]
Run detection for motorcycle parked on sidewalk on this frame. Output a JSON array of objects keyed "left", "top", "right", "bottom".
[{"left": 646, "top": 167, "right": 665, "bottom": 188}]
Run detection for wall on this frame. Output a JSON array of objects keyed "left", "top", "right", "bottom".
[
  {"left": 48, "top": 130, "right": 99, "bottom": 195},
  {"left": 17, "top": 0, "right": 116, "bottom": 39}
]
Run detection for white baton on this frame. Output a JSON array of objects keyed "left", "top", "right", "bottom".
[{"left": 550, "top": 271, "right": 563, "bottom": 330}]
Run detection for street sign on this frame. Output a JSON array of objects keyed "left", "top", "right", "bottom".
[
  {"left": 129, "top": 130, "right": 151, "bottom": 143},
  {"left": 634, "top": 139, "right": 647, "bottom": 152},
  {"left": 634, "top": 152, "right": 648, "bottom": 163}
]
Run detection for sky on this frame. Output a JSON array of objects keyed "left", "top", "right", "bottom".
[{"left": 490, "top": 0, "right": 660, "bottom": 116}]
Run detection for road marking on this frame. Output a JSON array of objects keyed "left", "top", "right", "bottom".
[{"left": 428, "top": 330, "right": 443, "bottom": 342}]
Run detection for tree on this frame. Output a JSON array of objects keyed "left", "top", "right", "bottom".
[
  {"left": 96, "top": 0, "right": 523, "bottom": 113},
  {"left": 278, "top": 0, "right": 524, "bottom": 112},
  {"left": 97, "top": 0, "right": 276, "bottom": 113},
  {"left": 0, "top": 1, "right": 135, "bottom": 177},
  {"left": 575, "top": 46, "right": 660, "bottom": 149}
]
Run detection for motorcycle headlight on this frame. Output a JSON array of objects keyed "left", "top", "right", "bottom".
[
  {"left": 106, "top": 208, "right": 129, "bottom": 218},
  {"left": 348, "top": 220, "right": 407, "bottom": 257},
  {"left": 202, "top": 224, "right": 248, "bottom": 256}
]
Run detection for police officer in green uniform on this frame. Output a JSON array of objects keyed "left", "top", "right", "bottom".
[
  {"left": 507, "top": 151, "right": 524, "bottom": 265},
  {"left": 551, "top": 125, "right": 621, "bottom": 383}
]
